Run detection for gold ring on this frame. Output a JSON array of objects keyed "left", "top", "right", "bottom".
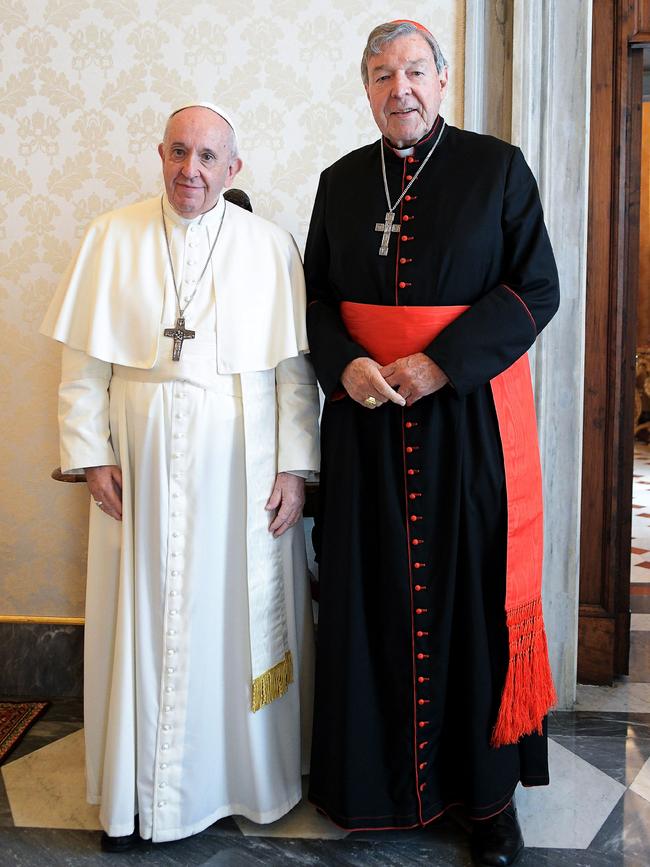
[{"left": 364, "top": 396, "right": 378, "bottom": 409}]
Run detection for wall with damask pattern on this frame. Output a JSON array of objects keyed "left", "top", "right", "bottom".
[{"left": 0, "top": 0, "right": 464, "bottom": 618}]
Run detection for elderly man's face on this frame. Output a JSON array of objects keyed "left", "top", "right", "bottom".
[
  {"left": 158, "top": 108, "right": 242, "bottom": 218},
  {"left": 365, "top": 33, "right": 448, "bottom": 148}
]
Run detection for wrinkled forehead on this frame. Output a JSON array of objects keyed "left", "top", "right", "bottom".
[
  {"left": 368, "top": 32, "right": 436, "bottom": 71},
  {"left": 164, "top": 107, "right": 233, "bottom": 147}
]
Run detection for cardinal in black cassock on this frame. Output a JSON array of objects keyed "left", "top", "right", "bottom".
[{"left": 305, "top": 19, "right": 559, "bottom": 866}]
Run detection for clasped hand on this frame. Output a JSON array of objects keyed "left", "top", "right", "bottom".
[{"left": 341, "top": 354, "right": 448, "bottom": 409}]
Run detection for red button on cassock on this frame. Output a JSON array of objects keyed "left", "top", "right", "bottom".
[
  {"left": 405, "top": 195, "right": 412, "bottom": 201},
  {"left": 414, "top": 584, "right": 422, "bottom": 591},
  {"left": 407, "top": 156, "right": 415, "bottom": 163},
  {"left": 402, "top": 215, "right": 410, "bottom": 222},
  {"left": 419, "top": 741, "right": 428, "bottom": 749},
  {"left": 417, "top": 631, "right": 424, "bottom": 637},
  {"left": 418, "top": 676, "right": 425, "bottom": 683},
  {"left": 406, "top": 446, "right": 414, "bottom": 453},
  {"left": 406, "top": 174, "right": 413, "bottom": 181},
  {"left": 420, "top": 783, "right": 427, "bottom": 792},
  {"left": 409, "top": 493, "right": 417, "bottom": 500},
  {"left": 419, "top": 762, "right": 427, "bottom": 770},
  {"left": 417, "top": 653, "right": 425, "bottom": 659},
  {"left": 418, "top": 721, "right": 426, "bottom": 728},
  {"left": 411, "top": 539, "right": 420, "bottom": 546},
  {"left": 410, "top": 515, "right": 419, "bottom": 522}
]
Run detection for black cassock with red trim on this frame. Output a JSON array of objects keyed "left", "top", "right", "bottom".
[{"left": 305, "top": 118, "right": 560, "bottom": 830}]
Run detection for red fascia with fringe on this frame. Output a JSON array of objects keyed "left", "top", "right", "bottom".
[{"left": 340, "top": 301, "right": 557, "bottom": 747}]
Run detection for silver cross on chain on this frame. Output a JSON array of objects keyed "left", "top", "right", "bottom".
[
  {"left": 375, "top": 120, "right": 446, "bottom": 256},
  {"left": 375, "top": 211, "right": 401, "bottom": 257}
]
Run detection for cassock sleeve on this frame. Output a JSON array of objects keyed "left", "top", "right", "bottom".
[
  {"left": 424, "top": 147, "right": 560, "bottom": 396},
  {"left": 58, "top": 346, "right": 117, "bottom": 474},
  {"left": 305, "top": 171, "right": 370, "bottom": 399},
  {"left": 275, "top": 352, "right": 320, "bottom": 477}
]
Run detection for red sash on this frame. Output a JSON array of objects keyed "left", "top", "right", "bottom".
[{"left": 341, "top": 301, "right": 556, "bottom": 747}]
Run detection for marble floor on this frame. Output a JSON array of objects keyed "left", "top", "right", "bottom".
[{"left": 3, "top": 458, "right": 650, "bottom": 865}]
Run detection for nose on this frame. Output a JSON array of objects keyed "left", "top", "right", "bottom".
[
  {"left": 180, "top": 152, "right": 200, "bottom": 178},
  {"left": 391, "top": 70, "right": 412, "bottom": 98}
]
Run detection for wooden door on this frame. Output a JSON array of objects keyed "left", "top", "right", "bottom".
[{"left": 579, "top": 0, "right": 650, "bottom": 683}]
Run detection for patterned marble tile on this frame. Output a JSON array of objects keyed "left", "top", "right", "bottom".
[
  {"left": 515, "top": 739, "right": 625, "bottom": 849},
  {"left": 1, "top": 730, "right": 101, "bottom": 830},
  {"left": 629, "top": 632, "right": 650, "bottom": 682},
  {"left": 0, "top": 825, "right": 480, "bottom": 867},
  {"left": 552, "top": 734, "right": 650, "bottom": 785},
  {"left": 575, "top": 682, "right": 650, "bottom": 713},
  {"left": 234, "top": 778, "right": 347, "bottom": 840},
  {"left": 631, "top": 613, "right": 650, "bottom": 631},
  {"left": 548, "top": 711, "right": 650, "bottom": 740},
  {"left": 0, "top": 770, "right": 13, "bottom": 828},
  {"left": 631, "top": 596, "right": 650, "bottom": 613},
  {"left": 630, "top": 755, "right": 650, "bottom": 802},
  {"left": 588, "top": 788, "right": 650, "bottom": 864}
]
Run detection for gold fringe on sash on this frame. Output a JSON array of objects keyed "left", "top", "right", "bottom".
[{"left": 251, "top": 650, "right": 294, "bottom": 712}]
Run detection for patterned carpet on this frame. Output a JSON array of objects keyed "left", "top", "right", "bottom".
[{"left": 0, "top": 702, "right": 49, "bottom": 764}]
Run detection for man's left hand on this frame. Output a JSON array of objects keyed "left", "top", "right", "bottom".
[
  {"left": 266, "top": 472, "right": 306, "bottom": 537},
  {"left": 381, "top": 353, "right": 449, "bottom": 406}
]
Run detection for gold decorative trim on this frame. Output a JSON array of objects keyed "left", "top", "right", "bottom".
[
  {"left": 251, "top": 651, "right": 293, "bottom": 712},
  {"left": 0, "top": 616, "right": 85, "bottom": 625}
]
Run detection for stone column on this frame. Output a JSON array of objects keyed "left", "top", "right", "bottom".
[{"left": 465, "top": 0, "right": 592, "bottom": 708}]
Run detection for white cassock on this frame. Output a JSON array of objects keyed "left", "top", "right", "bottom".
[{"left": 40, "top": 194, "right": 320, "bottom": 842}]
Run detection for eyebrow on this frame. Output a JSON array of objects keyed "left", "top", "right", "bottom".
[
  {"left": 169, "top": 141, "right": 217, "bottom": 155},
  {"left": 370, "top": 58, "right": 429, "bottom": 73}
]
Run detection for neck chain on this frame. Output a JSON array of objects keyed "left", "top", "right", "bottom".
[
  {"left": 375, "top": 120, "right": 446, "bottom": 256},
  {"left": 161, "top": 195, "right": 226, "bottom": 361}
]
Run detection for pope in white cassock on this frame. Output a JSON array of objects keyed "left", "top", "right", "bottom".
[{"left": 40, "top": 103, "right": 320, "bottom": 850}]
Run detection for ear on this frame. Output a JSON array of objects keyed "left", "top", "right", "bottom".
[
  {"left": 158, "top": 142, "right": 164, "bottom": 161},
  {"left": 224, "top": 157, "right": 244, "bottom": 187},
  {"left": 439, "top": 67, "right": 449, "bottom": 97}
]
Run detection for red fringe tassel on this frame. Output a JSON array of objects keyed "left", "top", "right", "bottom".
[{"left": 490, "top": 597, "right": 557, "bottom": 748}]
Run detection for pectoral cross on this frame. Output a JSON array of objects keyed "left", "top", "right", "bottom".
[
  {"left": 164, "top": 317, "right": 195, "bottom": 361},
  {"left": 375, "top": 211, "right": 401, "bottom": 256}
]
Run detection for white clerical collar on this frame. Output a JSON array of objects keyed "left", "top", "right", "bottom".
[
  {"left": 391, "top": 145, "right": 415, "bottom": 158},
  {"left": 162, "top": 193, "right": 226, "bottom": 229}
]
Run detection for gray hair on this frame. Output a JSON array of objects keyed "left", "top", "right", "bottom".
[{"left": 361, "top": 21, "right": 448, "bottom": 86}]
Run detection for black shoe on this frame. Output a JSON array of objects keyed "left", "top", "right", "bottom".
[
  {"left": 100, "top": 828, "right": 143, "bottom": 852},
  {"left": 471, "top": 800, "right": 524, "bottom": 866}
]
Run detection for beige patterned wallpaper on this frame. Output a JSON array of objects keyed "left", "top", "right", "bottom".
[{"left": 0, "top": 0, "right": 465, "bottom": 618}]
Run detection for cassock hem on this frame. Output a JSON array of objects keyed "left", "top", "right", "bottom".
[
  {"left": 136, "top": 789, "right": 303, "bottom": 843},
  {"left": 308, "top": 782, "right": 526, "bottom": 831}
]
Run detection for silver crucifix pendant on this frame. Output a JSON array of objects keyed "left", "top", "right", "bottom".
[
  {"left": 375, "top": 210, "right": 401, "bottom": 256},
  {"left": 163, "top": 316, "right": 195, "bottom": 361}
]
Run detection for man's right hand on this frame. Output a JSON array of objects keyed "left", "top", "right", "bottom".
[
  {"left": 85, "top": 465, "right": 123, "bottom": 522},
  {"left": 341, "top": 357, "right": 406, "bottom": 409}
]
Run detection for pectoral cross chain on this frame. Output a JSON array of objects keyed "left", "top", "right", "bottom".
[
  {"left": 375, "top": 210, "right": 401, "bottom": 256},
  {"left": 164, "top": 317, "right": 195, "bottom": 361}
]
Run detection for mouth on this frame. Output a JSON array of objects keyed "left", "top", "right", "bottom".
[{"left": 390, "top": 108, "right": 417, "bottom": 117}]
